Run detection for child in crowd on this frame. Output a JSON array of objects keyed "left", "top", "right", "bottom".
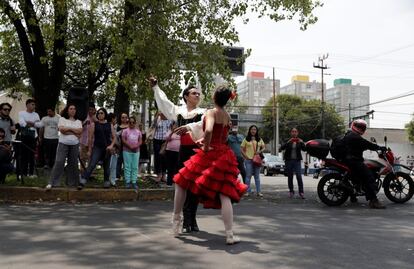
[{"left": 121, "top": 116, "right": 142, "bottom": 190}]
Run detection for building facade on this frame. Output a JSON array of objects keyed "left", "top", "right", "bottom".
[
  {"left": 279, "top": 75, "right": 324, "bottom": 101},
  {"left": 237, "top": 72, "right": 280, "bottom": 115},
  {"left": 325, "top": 78, "right": 370, "bottom": 127}
]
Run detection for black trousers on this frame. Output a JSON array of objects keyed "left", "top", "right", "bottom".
[
  {"left": 43, "top": 138, "right": 58, "bottom": 168},
  {"left": 237, "top": 156, "right": 246, "bottom": 183},
  {"left": 178, "top": 144, "right": 199, "bottom": 228},
  {"left": 345, "top": 159, "right": 378, "bottom": 201},
  {"left": 20, "top": 135, "right": 36, "bottom": 176},
  {"left": 153, "top": 139, "right": 167, "bottom": 175}
]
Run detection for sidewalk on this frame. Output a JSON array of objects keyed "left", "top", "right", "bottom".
[{"left": 0, "top": 174, "right": 316, "bottom": 203}]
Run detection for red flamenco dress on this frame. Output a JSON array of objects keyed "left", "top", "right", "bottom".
[{"left": 173, "top": 122, "right": 248, "bottom": 209}]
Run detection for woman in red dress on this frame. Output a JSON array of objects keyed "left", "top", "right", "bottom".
[{"left": 172, "top": 85, "right": 248, "bottom": 245}]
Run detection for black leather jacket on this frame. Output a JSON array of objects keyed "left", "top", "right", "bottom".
[
  {"left": 280, "top": 138, "right": 306, "bottom": 161},
  {"left": 343, "top": 130, "right": 380, "bottom": 161}
]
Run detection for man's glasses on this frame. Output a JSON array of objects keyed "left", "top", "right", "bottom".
[
  {"left": 2, "top": 108, "right": 10, "bottom": 111},
  {"left": 189, "top": 92, "right": 201, "bottom": 96}
]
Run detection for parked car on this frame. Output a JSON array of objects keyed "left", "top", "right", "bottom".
[{"left": 261, "top": 154, "right": 285, "bottom": 176}]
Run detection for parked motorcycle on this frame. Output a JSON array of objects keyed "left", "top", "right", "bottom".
[{"left": 306, "top": 138, "right": 414, "bottom": 206}]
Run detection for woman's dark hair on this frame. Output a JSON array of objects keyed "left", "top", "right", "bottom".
[
  {"left": 182, "top": 85, "right": 197, "bottom": 104},
  {"left": 96, "top": 107, "right": 108, "bottom": 120},
  {"left": 246, "top": 125, "right": 260, "bottom": 142},
  {"left": 129, "top": 116, "right": 136, "bottom": 123},
  {"left": 107, "top": 112, "right": 116, "bottom": 122},
  {"left": 60, "top": 104, "right": 78, "bottom": 120},
  {"left": 118, "top": 112, "right": 129, "bottom": 124},
  {"left": 213, "top": 85, "right": 232, "bottom": 107}
]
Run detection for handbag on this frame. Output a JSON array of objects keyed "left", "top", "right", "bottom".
[
  {"left": 146, "top": 116, "right": 159, "bottom": 143},
  {"left": 252, "top": 141, "right": 263, "bottom": 167},
  {"left": 146, "top": 126, "right": 155, "bottom": 142}
]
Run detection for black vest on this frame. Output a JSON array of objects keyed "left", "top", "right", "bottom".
[{"left": 176, "top": 114, "right": 203, "bottom": 127}]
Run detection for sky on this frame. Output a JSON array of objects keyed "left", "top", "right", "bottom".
[{"left": 233, "top": 0, "right": 414, "bottom": 129}]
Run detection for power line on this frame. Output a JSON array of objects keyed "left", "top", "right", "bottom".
[
  {"left": 330, "top": 43, "right": 414, "bottom": 68},
  {"left": 337, "top": 89, "right": 414, "bottom": 114}
]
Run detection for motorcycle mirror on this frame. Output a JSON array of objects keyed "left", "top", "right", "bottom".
[{"left": 370, "top": 137, "right": 377, "bottom": 143}]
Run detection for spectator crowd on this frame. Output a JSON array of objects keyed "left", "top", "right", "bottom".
[{"left": 0, "top": 96, "right": 309, "bottom": 200}]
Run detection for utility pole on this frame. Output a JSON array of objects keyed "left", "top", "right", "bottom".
[
  {"left": 313, "top": 54, "right": 329, "bottom": 139},
  {"left": 272, "top": 67, "right": 276, "bottom": 155},
  {"left": 276, "top": 102, "right": 279, "bottom": 154}
]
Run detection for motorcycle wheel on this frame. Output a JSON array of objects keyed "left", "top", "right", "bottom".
[
  {"left": 317, "top": 173, "right": 349, "bottom": 206},
  {"left": 383, "top": 172, "right": 414, "bottom": 203}
]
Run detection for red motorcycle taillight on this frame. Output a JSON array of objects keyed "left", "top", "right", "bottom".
[{"left": 386, "top": 151, "right": 395, "bottom": 165}]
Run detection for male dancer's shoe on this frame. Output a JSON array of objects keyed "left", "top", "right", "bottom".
[{"left": 191, "top": 216, "right": 200, "bottom": 232}]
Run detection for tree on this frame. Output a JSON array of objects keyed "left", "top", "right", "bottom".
[
  {"left": 0, "top": 0, "right": 322, "bottom": 116},
  {"left": 262, "top": 94, "right": 345, "bottom": 143},
  {"left": 405, "top": 116, "right": 414, "bottom": 143},
  {"left": 0, "top": 28, "right": 31, "bottom": 94},
  {"left": 64, "top": 1, "right": 116, "bottom": 100},
  {"left": 112, "top": 0, "right": 323, "bottom": 114},
  {"left": 0, "top": 0, "right": 67, "bottom": 116}
]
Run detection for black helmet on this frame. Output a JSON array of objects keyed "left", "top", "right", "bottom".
[{"left": 351, "top": 119, "right": 367, "bottom": 135}]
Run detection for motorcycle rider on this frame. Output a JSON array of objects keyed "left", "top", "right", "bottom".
[{"left": 343, "top": 119, "right": 387, "bottom": 209}]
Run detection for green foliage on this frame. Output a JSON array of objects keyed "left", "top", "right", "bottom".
[
  {"left": 0, "top": 0, "right": 322, "bottom": 113},
  {"left": 0, "top": 29, "right": 31, "bottom": 94},
  {"left": 405, "top": 117, "right": 414, "bottom": 143},
  {"left": 262, "top": 94, "right": 345, "bottom": 143}
]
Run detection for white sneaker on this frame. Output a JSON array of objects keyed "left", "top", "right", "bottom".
[{"left": 45, "top": 184, "right": 52, "bottom": 190}]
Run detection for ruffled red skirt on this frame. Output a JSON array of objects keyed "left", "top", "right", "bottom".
[{"left": 173, "top": 144, "right": 248, "bottom": 209}]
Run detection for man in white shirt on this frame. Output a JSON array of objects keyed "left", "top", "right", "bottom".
[
  {"left": 150, "top": 77, "right": 205, "bottom": 233},
  {"left": 40, "top": 108, "right": 60, "bottom": 169},
  {"left": 18, "top": 99, "right": 43, "bottom": 177}
]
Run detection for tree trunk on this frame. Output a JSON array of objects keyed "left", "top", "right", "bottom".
[
  {"left": 1, "top": 0, "right": 67, "bottom": 118},
  {"left": 114, "top": 59, "right": 133, "bottom": 115},
  {"left": 113, "top": 1, "right": 134, "bottom": 115}
]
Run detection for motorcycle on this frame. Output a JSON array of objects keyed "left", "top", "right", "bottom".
[{"left": 308, "top": 138, "right": 414, "bottom": 206}]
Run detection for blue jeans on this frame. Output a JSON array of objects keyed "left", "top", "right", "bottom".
[
  {"left": 244, "top": 159, "right": 261, "bottom": 193},
  {"left": 285, "top": 160, "right": 303, "bottom": 193},
  {"left": 81, "top": 146, "right": 110, "bottom": 184},
  {"left": 109, "top": 154, "right": 118, "bottom": 185}
]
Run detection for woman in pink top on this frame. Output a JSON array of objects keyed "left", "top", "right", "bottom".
[
  {"left": 165, "top": 121, "right": 181, "bottom": 186},
  {"left": 121, "top": 116, "right": 142, "bottom": 190}
]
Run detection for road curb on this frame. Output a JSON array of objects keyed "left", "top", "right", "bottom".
[{"left": 0, "top": 186, "right": 174, "bottom": 203}]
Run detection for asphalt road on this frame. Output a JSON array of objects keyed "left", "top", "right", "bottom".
[{"left": 1, "top": 175, "right": 413, "bottom": 269}]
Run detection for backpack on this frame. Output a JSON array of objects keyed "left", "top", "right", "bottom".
[{"left": 330, "top": 135, "right": 347, "bottom": 160}]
